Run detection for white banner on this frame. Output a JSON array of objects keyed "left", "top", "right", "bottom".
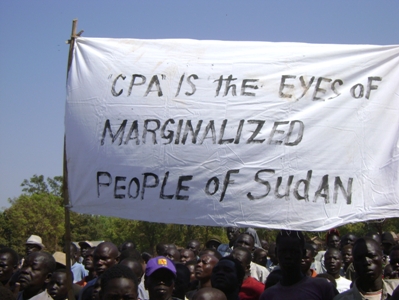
[{"left": 65, "top": 37, "right": 399, "bottom": 231}]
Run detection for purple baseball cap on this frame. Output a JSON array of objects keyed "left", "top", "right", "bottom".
[{"left": 145, "top": 256, "right": 176, "bottom": 277}]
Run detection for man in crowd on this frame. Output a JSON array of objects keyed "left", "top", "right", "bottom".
[
  {"left": 187, "top": 253, "right": 219, "bottom": 298},
  {"left": 389, "top": 245, "right": 399, "bottom": 278},
  {"left": 25, "top": 235, "right": 45, "bottom": 257},
  {"left": 180, "top": 249, "right": 196, "bottom": 265},
  {"left": 120, "top": 241, "right": 136, "bottom": 252},
  {"left": 100, "top": 264, "right": 138, "bottom": 300},
  {"left": 68, "top": 243, "right": 88, "bottom": 283},
  {"left": 324, "top": 248, "right": 351, "bottom": 293},
  {"left": 341, "top": 244, "right": 354, "bottom": 279},
  {"left": 78, "top": 242, "right": 93, "bottom": 260},
  {"left": 340, "top": 234, "right": 357, "bottom": 248},
  {"left": 334, "top": 237, "right": 399, "bottom": 300},
  {"left": 76, "top": 247, "right": 96, "bottom": 287},
  {"left": 234, "top": 233, "right": 269, "bottom": 283},
  {"left": 217, "top": 227, "right": 241, "bottom": 257},
  {"left": 205, "top": 238, "right": 222, "bottom": 251},
  {"left": 144, "top": 256, "right": 176, "bottom": 300},
  {"left": 18, "top": 251, "right": 56, "bottom": 300},
  {"left": 165, "top": 247, "right": 181, "bottom": 262},
  {"left": 211, "top": 256, "right": 244, "bottom": 300},
  {"left": 382, "top": 232, "right": 396, "bottom": 260},
  {"left": 46, "top": 269, "right": 71, "bottom": 300},
  {"left": 0, "top": 247, "right": 19, "bottom": 286},
  {"left": 253, "top": 248, "right": 268, "bottom": 268},
  {"left": 266, "top": 243, "right": 278, "bottom": 272},
  {"left": 301, "top": 243, "right": 317, "bottom": 277},
  {"left": 187, "top": 240, "right": 201, "bottom": 259},
  {"left": 120, "top": 257, "right": 148, "bottom": 300},
  {"left": 195, "top": 253, "right": 219, "bottom": 289},
  {"left": 260, "top": 230, "right": 335, "bottom": 299},
  {"left": 231, "top": 247, "right": 264, "bottom": 300},
  {"left": 156, "top": 243, "right": 169, "bottom": 256},
  {"left": 79, "top": 241, "right": 120, "bottom": 300}
]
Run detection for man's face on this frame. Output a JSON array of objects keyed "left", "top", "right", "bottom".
[
  {"left": 276, "top": 236, "right": 303, "bottom": 272},
  {"left": 186, "top": 264, "right": 196, "bottom": 282},
  {"left": 180, "top": 249, "right": 195, "bottom": 265},
  {"left": 341, "top": 247, "right": 353, "bottom": 266},
  {"left": 253, "top": 250, "right": 268, "bottom": 267},
  {"left": 145, "top": 269, "right": 175, "bottom": 300},
  {"left": 211, "top": 260, "right": 239, "bottom": 293},
  {"left": 325, "top": 249, "right": 342, "bottom": 277},
  {"left": 389, "top": 250, "right": 399, "bottom": 273},
  {"left": 187, "top": 241, "right": 200, "bottom": 256},
  {"left": 227, "top": 228, "right": 240, "bottom": 242},
  {"left": 18, "top": 252, "right": 51, "bottom": 290},
  {"left": 83, "top": 248, "right": 94, "bottom": 271},
  {"left": 353, "top": 240, "right": 382, "bottom": 282},
  {"left": 165, "top": 248, "right": 180, "bottom": 262},
  {"left": 101, "top": 278, "right": 138, "bottom": 300},
  {"left": 327, "top": 235, "right": 340, "bottom": 249},
  {"left": 26, "top": 244, "right": 41, "bottom": 256},
  {"left": 0, "top": 252, "right": 17, "bottom": 284},
  {"left": 80, "top": 246, "right": 89, "bottom": 258},
  {"left": 234, "top": 234, "right": 254, "bottom": 251},
  {"left": 195, "top": 254, "right": 218, "bottom": 281},
  {"left": 93, "top": 244, "right": 119, "bottom": 276},
  {"left": 341, "top": 234, "right": 356, "bottom": 246},
  {"left": 300, "top": 249, "right": 314, "bottom": 274},
  {"left": 47, "top": 272, "right": 68, "bottom": 300}
]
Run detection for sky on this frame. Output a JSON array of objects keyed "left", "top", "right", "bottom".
[{"left": 0, "top": 1, "right": 398, "bottom": 210}]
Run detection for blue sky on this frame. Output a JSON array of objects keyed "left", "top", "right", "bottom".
[{"left": 0, "top": 1, "right": 398, "bottom": 209}]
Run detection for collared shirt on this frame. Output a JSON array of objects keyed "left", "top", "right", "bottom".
[
  {"left": 250, "top": 261, "right": 270, "bottom": 284},
  {"left": 71, "top": 262, "right": 88, "bottom": 283},
  {"left": 333, "top": 279, "right": 399, "bottom": 300}
]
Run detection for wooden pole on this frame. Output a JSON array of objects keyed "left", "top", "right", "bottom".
[{"left": 63, "top": 19, "right": 80, "bottom": 300}]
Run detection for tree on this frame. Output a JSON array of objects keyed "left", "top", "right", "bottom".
[
  {"left": 1, "top": 193, "right": 64, "bottom": 254},
  {"left": 20, "top": 174, "right": 63, "bottom": 197}
]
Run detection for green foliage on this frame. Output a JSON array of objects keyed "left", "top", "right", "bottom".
[
  {"left": 20, "top": 174, "right": 63, "bottom": 197},
  {"left": 1, "top": 193, "right": 64, "bottom": 255}
]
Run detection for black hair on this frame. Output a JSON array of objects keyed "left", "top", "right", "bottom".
[
  {"left": 0, "top": 247, "right": 19, "bottom": 266},
  {"left": 100, "top": 264, "right": 138, "bottom": 292},
  {"left": 231, "top": 246, "right": 252, "bottom": 266},
  {"left": 353, "top": 237, "right": 382, "bottom": 256},
  {"left": 119, "top": 249, "right": 143, "bottom": 263},
  {"left": 199, "top": 249, "right": 222, "bottom": 260},
  {"left": 276, "top": 230, "right": 305, "bottom": 250},
  {"left": 53, "top": 268, "right": 74, "bottom": 282},
  {"left": 141, "top": 252, "right": 152, "bottom": 264},
  {"left": 304, "top": 243, "right": 316, "bottom": 257}
]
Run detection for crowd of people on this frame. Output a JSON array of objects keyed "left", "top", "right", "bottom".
[{"left": 1, "top": 227, "right": 399, "bottom": 299}]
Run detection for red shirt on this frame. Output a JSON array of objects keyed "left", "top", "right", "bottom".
[{"left": 239, "top": 276, "right": 265, "bottom": 300}]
